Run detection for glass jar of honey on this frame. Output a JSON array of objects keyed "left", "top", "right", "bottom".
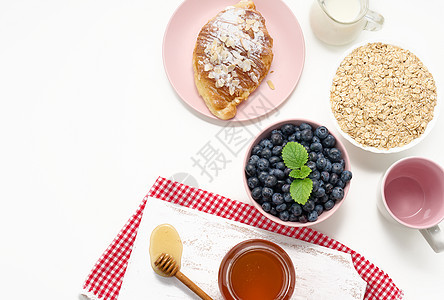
[{"left": 218, "top": 239, "right": 295, "bottom": 300}]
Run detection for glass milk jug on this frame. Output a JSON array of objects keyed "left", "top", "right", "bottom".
[{"left": 310, "top": 0, "right": 384, "bottom": 45}]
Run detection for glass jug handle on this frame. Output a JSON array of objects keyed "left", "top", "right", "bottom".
[{"left": 364, "top": 10, "right": 384, "bottom": 31}]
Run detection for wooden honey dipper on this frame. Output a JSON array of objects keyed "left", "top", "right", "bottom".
[{"left": 154, "top": 253, "right": 213, "bottom": 300}]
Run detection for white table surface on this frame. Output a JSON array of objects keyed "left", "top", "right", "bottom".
[{"left": 0, "top": 0, "right": 443, "bottom": 299}]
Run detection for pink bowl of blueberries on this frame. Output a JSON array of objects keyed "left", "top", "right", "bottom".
[{"left": 243, "top": 119, "right": 352, "bottom": 227}]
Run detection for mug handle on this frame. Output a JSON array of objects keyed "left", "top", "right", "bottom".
[
  {"left": 364, "top": 10, "right": 384, "bottom": 31},
  {"left": 420, "top": 225, "right": 444, "bottom": 253}
]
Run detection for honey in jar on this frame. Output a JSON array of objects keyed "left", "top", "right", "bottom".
[{"left": 218, "top": 239, "right": 295, "bottom": 300}]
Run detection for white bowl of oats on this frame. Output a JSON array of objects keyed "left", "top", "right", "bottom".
[{"left": 329, "top": 41, "right": 439, "bottom": 153}]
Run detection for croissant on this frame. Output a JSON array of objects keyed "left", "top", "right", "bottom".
[{"left": 192, "top": 0, "right": 273, "bottom": 120}]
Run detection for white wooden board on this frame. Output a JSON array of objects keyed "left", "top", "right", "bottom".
[{"left": 118, "top": 197, "right": 366, "bottom": 299}]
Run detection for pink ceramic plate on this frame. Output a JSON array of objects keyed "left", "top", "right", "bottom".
[{"left": 163, "top": 0, "right": 305, "bottom": 121}]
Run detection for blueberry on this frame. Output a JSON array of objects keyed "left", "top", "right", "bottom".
[
  {"left": 339, "top": 159, "right": 345, "bottom": 168},
  {"left": 307, "top": 210, "right": 318, "bottom": 222},
  {"left": 252, "top": 144, "right": 262, "bottom": 155},
  {"left": 251, "top": 187, "right": 262, "bottom": 200},
  {"left": 310, "top": 142, "right": 323, "bottom": 153},
  {"left": 288, "top": 133, "right": 296, "bottom": 142},
  {"left": 308, "top": 152, "right": 318, "bottom": 162},
  {"left": 341, "top": 170, "right": 353, "bottom": 182},
  {"left": 272, "top": 169, "right": 285, "bottom": 180},
  {"left": 312, "top": 179, "right": 320, "bottom": 192},
  {"left": 281, "top": 124, "right": 295, "bottom": 136},
  {"left": 314, "top": 187, "right": 325, "bottom": 198},
  {"left": 276, "top": 162, "right": 286, "bottom": 170},
  {"left": 303, "top": 200, "right": 315, "bottom": 212},
  {"left": 315, "top": 204, "right": 324, "bottom": 215},
  {"left": 245, "top": 164, "right": 256, "bottom": 177},
  {"left": 279, "top": 211, "right": 290, "bottom": 221},
  {"left": 260, "top": 148, "right": 272, "bottom": 159},
  {"left": 329, "top": 173, "right": 339, "bottom": 185},
  {"left": 286, "top": 177, "right": 293, "bottom": 184},
  {"left": 308, "top": 170, "right": 320, "bottom": 180},
  {"left": 271, "top": 129, "right": 283, "bottom": 135},
  {"left": 320, "top": 171, "right": 330, "bottom": 183},
  {"left": 255, "top": 197, "right": 264, "bottom": 205},
  {"left": 272, "top": 146, "right": 283, "bottom": 156},
  {"left": 324, "top": 200, "right": 335, "bottom": 210},
  {"left": 290, "top": 203, "right": 302, "bottom": 216},
  {"left": 269, "top": 169, "right": 278, "bottom": 177},
  {"left": 323, "top": 148, "right": 330, "bottom": 157},
  {"left": 283, "top": 192, "right": 293, "bottom": 202},
  {"left": 265, "top": 175, "right": 278, "bottom": 187},
  {"left": 289, "top": 214, "right": 299, "bottom": 222},
  {"left": 307, "top": 161, "right": 317, "bottom": 171},
  {"left": 276, "top": 180, "right": 286, "bottom": 191},
  {"left": 336, "top": 180, "right": 346, "bottom": 188},
  {"left": 320, "top": 194, "right": 329, "bottom": 203},
  {"left": 271, "top": 133, "right": 284, "bottom": 145},
  {"left": 324, "top": 160, "right": 332, "bottom": 172},
  {"left": 298, "top": 215, "right": 308, "bottom": 223},
  {"left": 314, "top": 126, "right": 329, "bottom": 139},
  {"left": 294, "top": 131, "right": 302, "bottom": 141},
  {"left": 248, "top": 155, "right": 260, "bottom": 166},
  {"left": 312, "top": 136, "right": 321, "bottom": 143},
  {"left": 258, "top": 171, "right": 268, "bottom": 183},
  {"left": 299, "top": 123, "right": 312, "bottom": 131},
  {"left": 261, "top": 202, "right": 271, "bottom": 212},
  {"left": 276, "top": 203, "right": 287, "bottom": 212},
  {"left": 284, "top": 168, "right": 292, "bottom": 177},
  {"left": 316, "top": 157, "right": 327, "bottom": 170},
  {"left": 328, "top": 148, "right": 342, "bottom": 162},
  {"left": 322, "top": 134, "right": 336, "bottom": 148},
  {"left": 324, "top": 183, "right": 334, "bottom": 194},
  {"left": 301, "top": 129, "right": 313, "bottom": 142},
  {"left": 260, "top": 139, "right": 273, "bottom": 149},
  {"left": 272, "top": 193, "right": 284, "bottom": 205},
  {"left": 262, "top": 187, "right": 273, "bottom": 199},
  {"left": 247, "top": 177, "right": 260, "bottom": 189},
  {"left": 331, "top": 187, "right": 344, "bottom": 200},
  {"left": 269, "top": 156, "right": 280, "bottom": 165},
  {"left": 331, "top": 163, "right": 344, "bottom": 174},
  {"left": 257, "top": 158, "right": 269, "bottom": 171},
  {"left": 270, "top": 207, "right": 277, "bottom": 216},
  {"left": 282, "top": 184, "right": 290, "bottom": 193}
]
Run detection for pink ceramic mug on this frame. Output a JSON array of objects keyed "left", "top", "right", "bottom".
[{"left": 377, "top": 157, "right": 444, "bottom": 253}]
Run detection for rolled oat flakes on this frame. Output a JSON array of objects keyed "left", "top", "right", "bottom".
[{"left": 330, "top": 42, "right": 437, "bottom": 150}]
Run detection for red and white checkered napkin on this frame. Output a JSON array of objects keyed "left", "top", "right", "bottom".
[{"left": 82, "top": 176, "right": 404, "bottom": 300}]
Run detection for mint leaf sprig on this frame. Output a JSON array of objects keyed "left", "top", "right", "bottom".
[{"left": 282, "top": 142, "right": 313, "bottom": 205}]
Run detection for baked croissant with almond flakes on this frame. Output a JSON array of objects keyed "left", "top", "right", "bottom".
[{"left": 192, "top": 0, "right": 273, "bottom": 120}]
